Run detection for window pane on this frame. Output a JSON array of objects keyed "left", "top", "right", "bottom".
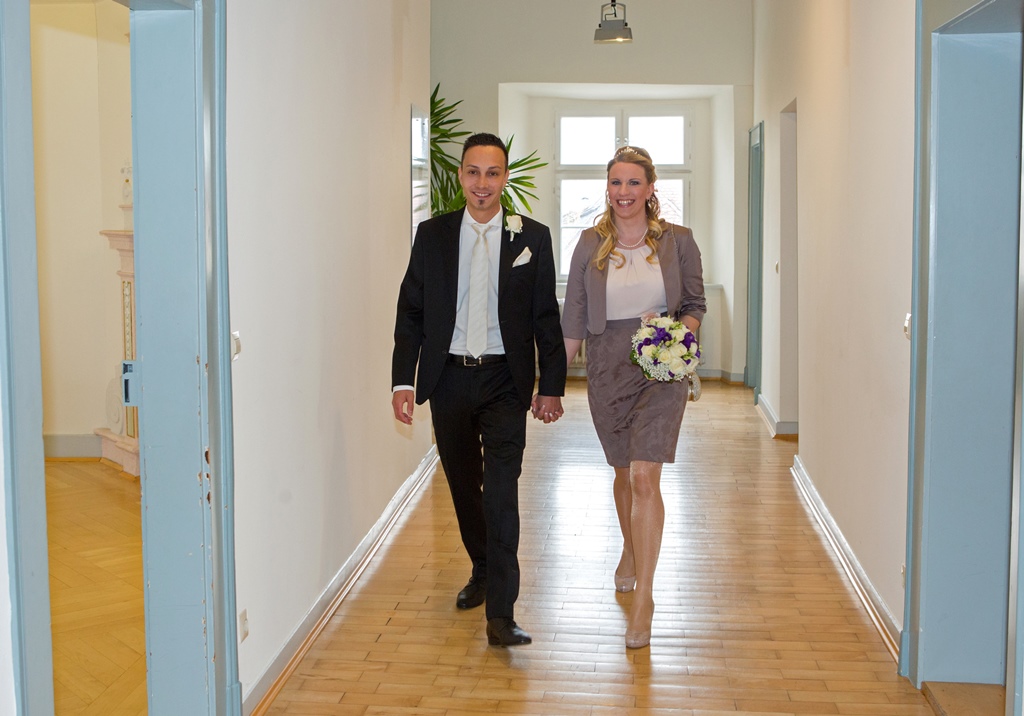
[
  {"left": 560, "top": 117, "right": 616, "bottom": 165},
  {"left": 655, "top": 179, "right": 684, "bottom": 225},
  {"left": 560, "top": 228, "right": 583, "bottom": 272},
  {"left": 628, "top": 116, "right": 685, "bottom": 164},
  {"left": 560, "top": 179, "right": 606, "bottom": 269}
]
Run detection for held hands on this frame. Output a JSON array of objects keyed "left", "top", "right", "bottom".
[
  {"left": 396, "top": 390, "right": 563, "bottom": 424},
  {"left": 392, "top": 389, "right": 415, "bottom": 425},
  {"left": 531, "top": 394, "right": 564, "bottom": 424}
]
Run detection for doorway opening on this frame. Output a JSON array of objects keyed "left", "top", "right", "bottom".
[{"left": 28, "top": 3, "right": 146, "bottom": 709}]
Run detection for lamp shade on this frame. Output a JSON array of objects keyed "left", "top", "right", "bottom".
[{"left": 594, "top": 2, "right": 633, "bottom": 43}]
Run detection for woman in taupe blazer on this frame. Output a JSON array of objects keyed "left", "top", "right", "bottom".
[{"left": 561, "top": 146, "right": 706, "bottom": 649}]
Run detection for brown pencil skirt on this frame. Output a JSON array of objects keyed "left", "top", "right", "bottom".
[{"left": 585, "top": 318, "right": 688, "bottom": 468}]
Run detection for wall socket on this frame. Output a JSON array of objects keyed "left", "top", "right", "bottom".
[{"left": 239, "top": 609, "right": 249, "bottom": 642}]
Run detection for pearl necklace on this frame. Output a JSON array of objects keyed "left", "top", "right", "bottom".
[{"left": 617, "top": 231, "right": 647, "bottom": 250}]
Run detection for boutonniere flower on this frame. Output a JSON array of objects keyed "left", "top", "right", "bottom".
[{"left": 505, "top": 214, "right": 523, "bottom": 238}]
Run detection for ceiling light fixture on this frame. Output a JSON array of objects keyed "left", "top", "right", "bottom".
[{"left": 594, "top": 1, "right": 633, "bottom": 44}]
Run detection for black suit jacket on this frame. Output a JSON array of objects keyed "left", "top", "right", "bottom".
[{"left": 392, "top": 208, "right": 566, "bottom": 409}]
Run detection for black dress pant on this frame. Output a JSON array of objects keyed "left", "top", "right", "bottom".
[{"left": 429, "top": 359, "right": 527, "bottom": 620}]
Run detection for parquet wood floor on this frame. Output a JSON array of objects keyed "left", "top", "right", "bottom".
[
  {"left": 47, "top": 459, "right": 147, "bottom": 715},
  {"left": 263, "top": 382, "right": 935, "bottom": 715}
]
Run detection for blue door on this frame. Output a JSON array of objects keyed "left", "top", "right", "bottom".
[
  {"left": 127, "top": 1, "right": 241, "bottom": 713},
  {"left": 0, "top": 0, "right": 240, "bottom": 712},
  {"left": 903, "top": 0, "right": 1022, "bottom": 700}
]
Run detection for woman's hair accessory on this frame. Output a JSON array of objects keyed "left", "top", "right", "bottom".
[{"left": 615, "top": 145, "right": 652, "bottom": 160}]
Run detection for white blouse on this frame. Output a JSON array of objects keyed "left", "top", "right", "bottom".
[{"left": 605, "top": 245, "right": 668, "bottom": 321}]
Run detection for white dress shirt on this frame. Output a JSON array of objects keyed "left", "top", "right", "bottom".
[
  {"left": 449, "top": 212, "right": 505, "bottom": 356},
  {"left": 393, "top": 211, "right": 506, "bottom": 394}
]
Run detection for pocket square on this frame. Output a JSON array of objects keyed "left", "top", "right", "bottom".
[{"left": 512, "top": 247, "right": 533, "bottom": 267}]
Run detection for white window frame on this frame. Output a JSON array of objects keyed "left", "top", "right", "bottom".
[{"left": 554, "top": 102, "right": 695, "bottom": 279}]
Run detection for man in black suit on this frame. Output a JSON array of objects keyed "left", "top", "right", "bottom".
[{"left": 392, "top": 133, "right": 566, "bottom": 646}]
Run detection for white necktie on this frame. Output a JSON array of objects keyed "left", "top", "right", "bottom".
[{"left": 466, "top": 223, "right": 489, "bottom": 358}]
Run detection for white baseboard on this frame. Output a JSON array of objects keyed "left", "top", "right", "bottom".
[
  {"left": 242, "top": 446, "right": 439, "bottom": 715},
  {"left": 790, "top": 455, "right": 901, "bottom": 660},
  {"left": 696, "top": 368, "right": 746, "bottom": 383},
  {"left": 94, "top": 428, "right": 139, "bottom": 476},
  {"left": 755, "top": 393, "right": 798, "bottom": 436}
]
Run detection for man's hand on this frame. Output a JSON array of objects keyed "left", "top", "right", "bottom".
[
  {"left": 392, "top": 390, "right": 415, "bottom": 425},
  {"left": 531, "top": 394, "right": 564, "bottom": 424}
]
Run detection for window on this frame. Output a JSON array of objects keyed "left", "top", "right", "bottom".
[
  {"left": 560, "top": 117, "right": 616, "bottom": 165},
  {"left": 627, "top": 116, "right": 686, "bottom": 164},
  {"left": 556, "top": 105, "right": 692, "bottom": 278},
  {"left": 559, "top": 179, "right": 606, "bottom": 268}
]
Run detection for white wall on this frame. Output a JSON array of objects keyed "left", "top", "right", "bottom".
[
  {"left": 433, "top": 0, "right": 754, "bottom": 380},
  {"left": 225, "top": 0, "right": 432, "bottom": 696},
  {"left": 94, "top": 0, "right": 132, "bottom": 232},
  {"left": 31, "top": 1, "right": 130, "bottom": 447},
  {"left": 433, "top": 0, "right": 753, "bottom": 133},
  {"left": 753, "top": 0, "right": 916, "bottom": 625},
  {"left": 712, "top": 85, "right": 753, "bottom": 382}
]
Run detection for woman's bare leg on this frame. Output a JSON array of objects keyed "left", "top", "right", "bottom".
[
  {"left": 626, "top": 459, "right": 664, "bottom": 647},
  {"left": 613, "top": 466, "right": 635, "bottom": 590}
]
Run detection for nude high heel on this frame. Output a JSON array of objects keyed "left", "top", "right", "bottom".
[
  {"left": 614, "top": 573, "right": 636, "bottom": 593},
  {"left": 625, "top": 597, "right": 654, "bottom": 649},
  {"left": 624, "top": 627, "right": 651, "bottom": 649}
]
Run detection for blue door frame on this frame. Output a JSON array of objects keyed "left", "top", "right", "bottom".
[
  {"left": 0, "top": 0, "right": 240, "bottom": 712},
  {"left": 746, "top": 122, "right": 764, "bottom": 400},
  {"left": 0, "top": 1, "right": 56, "bottom": 712},
  {"left": 903, "top": 0, "right": 1023, "bottom": 698}
]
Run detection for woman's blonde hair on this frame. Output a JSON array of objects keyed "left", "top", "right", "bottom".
[{"left": 593, "top": 146, "right": 664, "bottom": 271}]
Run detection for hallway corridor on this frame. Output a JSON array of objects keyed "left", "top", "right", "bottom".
[{"left": 263, "top": 381, "right": 931, "bottom": 715}]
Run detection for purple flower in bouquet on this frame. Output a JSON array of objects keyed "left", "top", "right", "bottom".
[{"left": 630, "top": 315, "right": 701, "bottom": 382}]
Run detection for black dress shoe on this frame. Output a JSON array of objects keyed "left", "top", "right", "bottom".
[
  {"left": 456, "top": 578, "right": 486, "bottom": 609},
  {"left": 486, "top": 617, "right": 532, "bottom": 646}
]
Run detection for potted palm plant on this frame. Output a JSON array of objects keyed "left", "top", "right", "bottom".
[{"left": 430, "top": 84, "right": 547, "bottom": 217}]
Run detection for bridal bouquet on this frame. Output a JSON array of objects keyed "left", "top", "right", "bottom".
[{"left": 630, "top": 315, "right": 701, "bottom": 383}]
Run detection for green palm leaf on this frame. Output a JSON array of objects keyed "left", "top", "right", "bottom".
[{"left": 430, "top": 84, "right": 549, "bottom": 217}]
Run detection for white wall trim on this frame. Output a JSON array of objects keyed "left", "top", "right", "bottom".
[
  {"left": 755, "top": 393, "right": 797, "bottom": 436},
  {"left": 791, "top": 454, "right": 901, "bottom": 660},
  {"left": 696, "top": 369, "right": 745, "bottom": 383},
  {"left": 242, "top": 446, "right": 439, "bottom": 715}
]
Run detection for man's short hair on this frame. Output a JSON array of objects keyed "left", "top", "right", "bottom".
[{"left": 462, "top": 133, "right": 509, "bottom": 168}]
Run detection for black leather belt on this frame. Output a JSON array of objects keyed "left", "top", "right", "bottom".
[{"left": 448, "top": 353, "right": 507, "bottom": 366}]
